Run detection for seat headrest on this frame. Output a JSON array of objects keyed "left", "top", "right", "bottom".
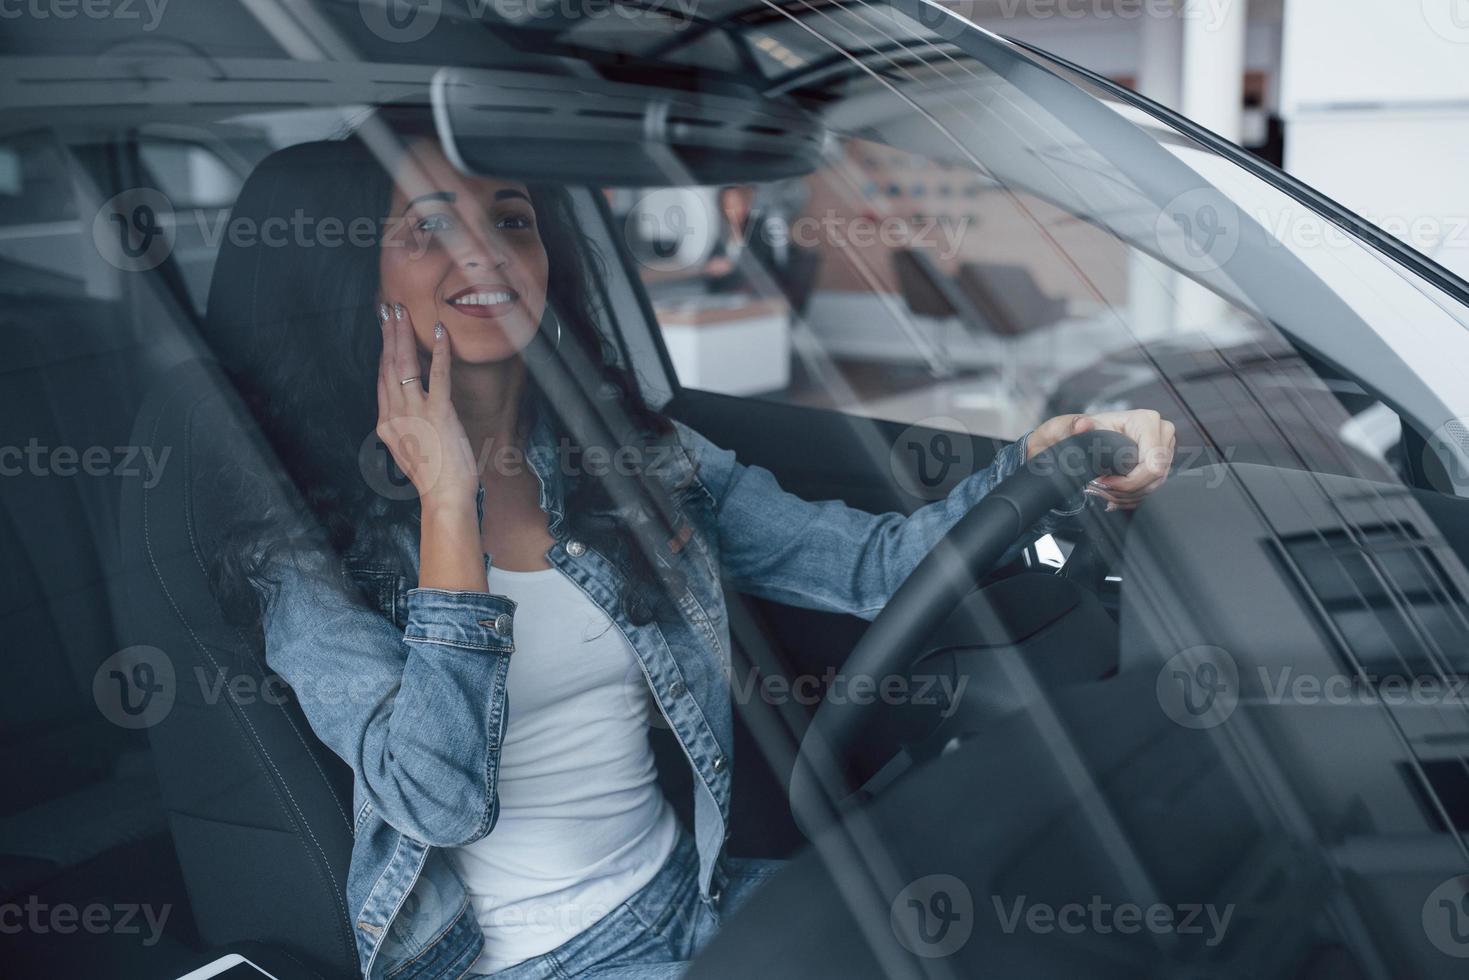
[{"left": 202, "top": 138, "right": 385, "bottom": 376}]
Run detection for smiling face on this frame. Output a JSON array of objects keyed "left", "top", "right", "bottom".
[{"left": 378, "top": 138, "right": 549, "bottom": 363}]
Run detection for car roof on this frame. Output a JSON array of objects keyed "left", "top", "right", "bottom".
[{"left": 0, "top": 0, "right": 955, "bottom": 108}]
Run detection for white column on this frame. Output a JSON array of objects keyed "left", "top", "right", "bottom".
[
  {"left": 1128, "top": 3, "right": 1187, "bottom": 339},
  {"left": 1180, "top": 0, "right": 1250, "bottom": 143},
  {"left": 1137, "top": 2, "right": 1185, "bottom": 110},
  {"left": 1174, "top": 0, "right": 1250, "bottom": 333}
]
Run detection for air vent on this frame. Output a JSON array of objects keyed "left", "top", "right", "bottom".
[{"left": 1280, "top": 525, "right": 1469, "bottom": 679}]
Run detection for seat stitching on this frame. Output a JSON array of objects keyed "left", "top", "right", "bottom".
[
  {"left": 140, "top": 391, "right": 354, "bottom": 965},
  {"left": 177, "top": 411, "right": 352, "bottom": 832},
  {"left": 178, "top": 413, "right": 354, "bottom": 835}
]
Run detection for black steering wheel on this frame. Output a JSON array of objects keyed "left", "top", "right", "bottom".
[{"left": 788, "top": 429, "right": 1138, "bottom": 834}]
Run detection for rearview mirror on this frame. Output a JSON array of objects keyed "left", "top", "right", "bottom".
[{"left": 431, "top": 66, "right": 830, "bottom": 186}]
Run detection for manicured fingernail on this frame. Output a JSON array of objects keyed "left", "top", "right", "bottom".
[
  {"left": 394, "top": 303, "right": 405, "bottom": 321},
  {"left": 434, "top": 322, "right": 444, "bottom": 339},
  {"left": 378, "top": 303, "right": 390, "bottom": 323},
  {"left": 1105, "top": 502, "right": 1117, "bottom": 512}
]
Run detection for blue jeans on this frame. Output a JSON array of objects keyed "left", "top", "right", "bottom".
[{"left": 472, "top": 829, "right": 784, "bottom": 979}]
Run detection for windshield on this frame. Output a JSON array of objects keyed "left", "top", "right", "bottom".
[
  {"left": 615, "top": 2, "right": 1469, "bottom": 473},
  {"left": 595, "top": 4, "right": 1469, "bottom": 974},
  {"left": 7, "top": 2, "right": 1469, "bottom": 978}
]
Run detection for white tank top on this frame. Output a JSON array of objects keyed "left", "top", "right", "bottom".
[{"left": 448, "top": 563, "right": 678, "bottom": 975}]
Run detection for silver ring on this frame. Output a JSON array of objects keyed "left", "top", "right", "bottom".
[{"left": 400, "top": 376, "right": 421, "bottom": 386}]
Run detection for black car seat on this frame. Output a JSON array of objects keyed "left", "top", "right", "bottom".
[
  {"left": 0, "top": 292, "right": 165, "bottom": 899},
  {"left": 0, "top": 127, "right": 175, "bottom": 922},
  {"left": 118, "top": 354, "right": 358, "bottom": 978},
  {"left": 116, "top": 139, "right": 362, "bottom": 977}
]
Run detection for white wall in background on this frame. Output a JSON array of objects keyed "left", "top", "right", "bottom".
[
  {"left": 1281, "top": 0, "right": 1469, "bottom": 110},
  {"left": 1281, "top": 0, "right": 1469, "bottom": 279},
  {"left": 1287, "top": 112, "right": 1469, "bottom": 277},
  {"left": 973, "top": 14, "right": 1284, "bottom": 110}
]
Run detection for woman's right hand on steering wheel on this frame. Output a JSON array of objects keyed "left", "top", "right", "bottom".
[{"left": 376, "top": 302, "right": 479, "bottom": 514}]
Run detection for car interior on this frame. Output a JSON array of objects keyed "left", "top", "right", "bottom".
[{"left": 5, "top": 1, "right": 1469, "bottom": 978}]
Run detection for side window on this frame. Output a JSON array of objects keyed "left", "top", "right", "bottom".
[
  {"left": 611, "top": 183, "right": 809, "bottom": 400},
  {"left": 138, "top": 141, "right": 242, "bottom": 209},
  {"left": 136, "top": 136, "right": 253, "bottom": 315},
  {"left": 0, "top": 130, "right": 88, "bottom": 300}
]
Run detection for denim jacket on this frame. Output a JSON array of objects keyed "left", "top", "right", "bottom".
[{"left": 259, "top": 413, "right": 1084, "bottom": 979}]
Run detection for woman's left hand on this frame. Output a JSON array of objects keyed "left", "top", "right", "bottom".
[{"left": 1025, "top": 410, "right": 1177, "bottom": 511}]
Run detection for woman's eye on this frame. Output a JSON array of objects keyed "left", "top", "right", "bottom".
[
  {"left": 497, "top": 212, "right": 534, "bottom": 231},
  {"left": 416, "top": 213, "right": 453, "bottom": 233}
]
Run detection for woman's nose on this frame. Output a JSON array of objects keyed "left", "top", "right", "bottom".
[{"left": 455, "top": 227, "right": 509, "bottom": 271}]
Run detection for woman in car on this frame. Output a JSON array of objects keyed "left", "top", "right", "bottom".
[{"left": 206, "top": 110, "right": 1175, "bottom": 980}]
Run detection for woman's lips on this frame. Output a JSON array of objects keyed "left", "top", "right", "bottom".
[{"left": 445, "top": 286, "right": 519, "bottom": 320}]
